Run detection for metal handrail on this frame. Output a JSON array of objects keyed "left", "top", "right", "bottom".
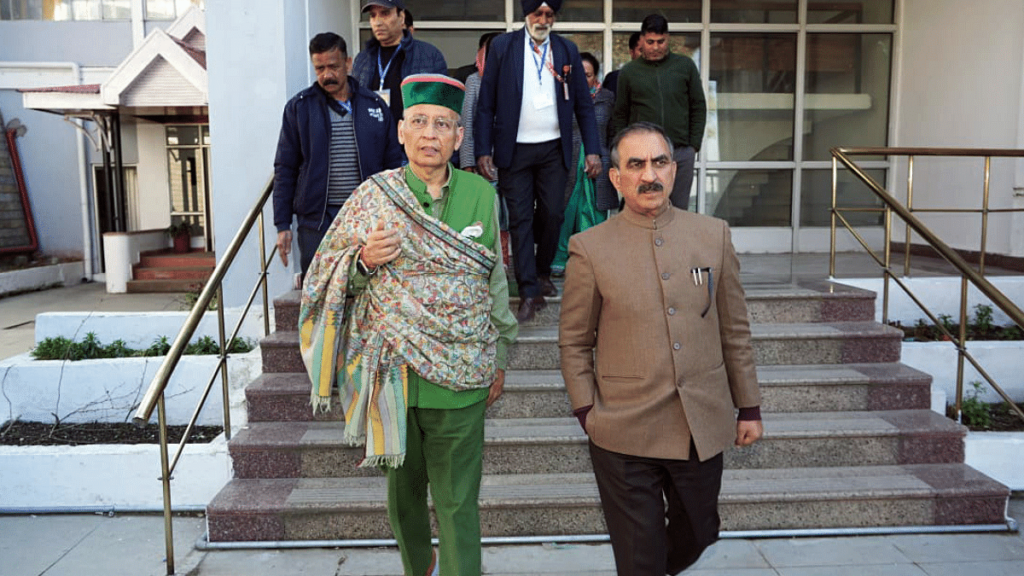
[
  {"left": 829, "top": 146, "right": 1024, "bottom": 428},
  {"left": 131, "top": 175, "right": 277, "bottom": 575}
]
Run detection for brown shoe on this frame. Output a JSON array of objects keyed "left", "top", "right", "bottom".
[
  {"left": 538, "top": 275, "right": 558, "bottom": 297},
  {"left": 516, "top": 296, "right": 547, "bottom": 322}
]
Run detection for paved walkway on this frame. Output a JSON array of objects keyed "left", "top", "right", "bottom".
[{"left": 1, "top": 500, "right": 1021, "bottom": 575}]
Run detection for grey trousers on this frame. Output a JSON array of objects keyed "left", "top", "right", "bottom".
[{"left": 671, "top": 145, "right": 696, "bottom": 211}]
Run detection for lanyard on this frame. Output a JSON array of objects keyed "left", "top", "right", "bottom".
[
  {"left": 530, "top": 40, "right": 550, "bottom": 85},
  {"left": 377, "top": 44, "right": 403, "bottom": 90},
  {"left": 530, "top": 39, "right": 570, "bottom": 99}
]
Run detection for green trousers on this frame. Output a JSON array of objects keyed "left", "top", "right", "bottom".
[{"left": 385, "top": 401, "right": 486, "bottom": 576}]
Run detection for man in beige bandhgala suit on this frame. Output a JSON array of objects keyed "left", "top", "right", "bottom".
[{"left": 558, "top": 122, "right": 763, "bottom": 576}]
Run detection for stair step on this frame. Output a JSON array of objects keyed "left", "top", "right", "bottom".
[
  {"left": 125, "top": 278, "right": 206, "bottom": 293},
  {"left": 205, "top": 463, "right": 1008, "bottom": 541},
  {"left": 132, "top": 265, "right": 213, "bottom": 281},
  {"left": 227, "top": 410, "right": 963, "bottom": 479},
  {"left": 246, "top": 363, "right": 931, "bottom": 423},
  {"left": 270, "top": 281, "right": 876, "bottom": 333},
  {"left": 260, "top": 321, "right": 902, "bottom": 374},
  {"left": 138, "top": 249, "right": 215, "bottom": 268},
  {"left": 504, "top": 322, "right": 902, "bottom": 371}
]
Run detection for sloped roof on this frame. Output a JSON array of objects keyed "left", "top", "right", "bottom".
[
  {"left": 21, "top": 84, "right": 101, "bottom": 94},
  {"left": 21, "top": 9, "right": 207, "bottom": 115}
]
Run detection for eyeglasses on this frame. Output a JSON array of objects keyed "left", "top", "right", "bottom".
[{"left": 405, "top": 114, "right": 456, "bottom": 135}]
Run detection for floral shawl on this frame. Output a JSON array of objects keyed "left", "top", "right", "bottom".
[{"left": 298, "top": 168, "right": 498, "bottom": 467}]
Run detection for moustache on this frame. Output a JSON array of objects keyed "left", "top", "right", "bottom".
[
  {"left": 638, "top": 182, "right": 664, "bottom": 194},
  {"left": 322, "top": 79, "right": 339, "bottom": 86}
]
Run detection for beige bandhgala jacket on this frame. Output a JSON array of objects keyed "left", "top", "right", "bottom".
[{"left": 558, "top": 205, "right": 761, "bottom": 462}]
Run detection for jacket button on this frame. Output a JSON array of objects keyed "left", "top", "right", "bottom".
[
  {"left": 662, "top": 272, "right": 670, "bottom": 280},
  {"left": 673, "top": 342, "right": 681, "bottom": 350},
  {"left": 655, "top": 238, "right": 664, "bottom": 246},
  {"left": 668, "top": 307, "right": 676, "bottom": 315}
]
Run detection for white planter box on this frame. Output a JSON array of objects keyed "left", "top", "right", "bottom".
[
  {"left": 0, "top": 261, "right": 84, "bottom": 297},
  {"left": 0, "top": 437, "right": 230, "bottom": 510},
  {"left": 902, "top": 341, "right": 1024, "bottom": 404},
  {"left": 966, "top": 432, "right": 1024, "bottom": 491},
  {"left": 0, "top": 349, "right": 260, "bottom": 426},
  {"left": 34, "top": 309, "right": 270, "bottom": 349}
]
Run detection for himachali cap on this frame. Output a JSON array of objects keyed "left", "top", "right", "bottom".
[
  {"left": 362, "top": 0, "right": 405, "bottom": 12},
  {"left": 522, "top": 0, "right": 562, "bottom": 13},
  {"left": 400, "top": 74, "right": 466, "bottom": 116}
]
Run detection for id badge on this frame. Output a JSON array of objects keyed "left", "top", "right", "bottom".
[
  {"left": 532, "top": 91, "right": 554, "bottom": 110},
  {"left": 376, "top": 89, "right": 391, "bottom": 107}
]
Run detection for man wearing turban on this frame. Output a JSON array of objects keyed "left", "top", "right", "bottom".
[{"left": 474, "top": 0, "right": 602, "bottom": 322}]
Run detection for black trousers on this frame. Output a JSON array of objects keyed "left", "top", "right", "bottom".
[
  {"left": 296, "top": 204, "right": 342, "bottom": 277},
  {"left": 589, "top": 440, "right": 724, "bottom": 576},
  {"left": 497, "top": 139, "right": 568, "bottom": 299}
]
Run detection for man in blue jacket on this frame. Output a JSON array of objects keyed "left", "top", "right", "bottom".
[
  {"left": 475, "top": 0, "right": 601, "bottom": 322},
  {"left": 273, "top": 32, "right": 403, "bottom": 276},
  {"left": 352, "top": 0, "right": 447, "bottom": 124}
]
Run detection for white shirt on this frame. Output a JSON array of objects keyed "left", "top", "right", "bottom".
[{"left": 517, "top": 32, "right": 560, "bottom": 143}]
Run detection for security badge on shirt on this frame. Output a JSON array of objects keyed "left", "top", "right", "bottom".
[{"left": 533, "top": 91, "right": 554, "bottom": 110}]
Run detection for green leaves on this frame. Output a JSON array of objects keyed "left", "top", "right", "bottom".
[{"left": 30, "top": 332, "right": 255, "bottom": 361}]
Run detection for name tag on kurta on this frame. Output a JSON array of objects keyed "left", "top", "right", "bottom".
[{"left": 532, "top": 91, "right": 554, "bottom": 110}]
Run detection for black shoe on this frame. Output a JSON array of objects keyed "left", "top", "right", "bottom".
[
  {"left": 516, "top": 296, "right": 547, "bottom": 323},
  {"left": 538, "top": 276, "right": 558, "bottom": 297}
]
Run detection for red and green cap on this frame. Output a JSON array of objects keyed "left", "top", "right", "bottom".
[{"left": 400, "top": 74, "right": 466, "bottom": 116}]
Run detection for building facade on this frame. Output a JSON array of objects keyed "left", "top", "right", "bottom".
[{"left": 3, "top": 1, "right": 1023, "bottom": 306}]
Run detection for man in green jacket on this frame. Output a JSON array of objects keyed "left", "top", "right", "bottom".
[
  {"left": 611, "top": 13, "right": 706, "bottom": 210},
  {"left": 299, "top": 74, "right": 517, "bottom": 576}
]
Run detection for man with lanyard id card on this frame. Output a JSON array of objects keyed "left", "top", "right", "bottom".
[
  {"left": 475, "top": 0, "right": 602, "bottom": 322},
  {"left": 352, "top": 0, "right": 447, "bottom": 125}
]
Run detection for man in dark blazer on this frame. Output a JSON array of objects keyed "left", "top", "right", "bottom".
[
  {"left": 475, "top": 0, "right": 602, "bottom": 322},
  {"left": 559, "top": 122, "right": 763, "bottom": 576}
]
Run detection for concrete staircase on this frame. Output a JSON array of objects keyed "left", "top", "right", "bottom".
[
  {"left": 126, "top": 249, "right": 215, "bottom": 293},
  {"left": 206, "top": 280, "right": 1009, "bottom": 542}
]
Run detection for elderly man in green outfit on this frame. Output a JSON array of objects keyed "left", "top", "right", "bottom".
[{"left": 299, "top": 74, "right": 517, "bottom": 576}]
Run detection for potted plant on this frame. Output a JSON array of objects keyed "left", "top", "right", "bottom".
[{"left": 166, "top": 220, "right": 192, "bottom": 253}]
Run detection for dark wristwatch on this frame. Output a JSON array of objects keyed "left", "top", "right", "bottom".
[{"left": 356, "top": 254, "right": 378, "bottom": 276}]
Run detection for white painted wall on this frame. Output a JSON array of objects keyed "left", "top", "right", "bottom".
[
  {"left": 894, "top": 0, "right": 1024, "bottom": 257},
  {"left": 206, "top": 0, "right": 309, "bottom": 307}
]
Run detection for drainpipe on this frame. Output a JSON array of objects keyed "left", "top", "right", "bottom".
[{"left": 5, "top": 61, "right": 94, "bottom": 278}]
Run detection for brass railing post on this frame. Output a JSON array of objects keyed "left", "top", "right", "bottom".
[
  {"left": 882, "top": 205, "right": 892, "bottom": 324},
  {"left": 980, "top": 155, "right": 991, "bottom": 275},
  {"left": 955, "top": 277, "right": 969, "bottom": 423},
  {"left": 258, "top": 211, "right": 271, "bottom": 337},
  {"left": 157, "top": 394, "right": 175, "bottom": 576},
  {"left": 904, "top": 155, "right": 914, "bottom": 277},
  {"left": 830, "top": 156, "right": 838, "bottom": 277},
  {"left": 217, "top": 284, "right": 232, "bottom": 440}
]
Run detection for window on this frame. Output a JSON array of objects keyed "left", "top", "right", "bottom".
[
  {"left": 145, "top": 0, "right": 202, "bottom": 21},
  {"left": 166, "top": 125, "right": 211, "bottom": 242},
  {"left": 0, "top": 0, "right": 131, "bottom": 20},
  {"left": 357, "top": 0, "right": 897, "bottom": 245}
]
